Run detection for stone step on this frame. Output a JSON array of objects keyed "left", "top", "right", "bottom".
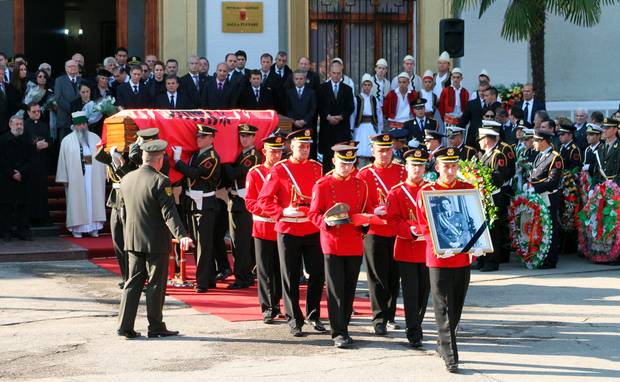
[{"left": 0, "top": 237, "right": 88, "bottom": 262}]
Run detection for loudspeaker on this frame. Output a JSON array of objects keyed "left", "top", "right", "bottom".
[{"left": 439, "top": 18, "right": 464, "bottom": 58}]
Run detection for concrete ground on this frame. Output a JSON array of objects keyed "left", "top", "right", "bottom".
[{"left": 0, "top": 255, "right": 619, "bottom": 381}]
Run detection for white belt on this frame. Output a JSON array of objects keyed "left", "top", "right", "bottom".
[
  {"left": 252, "top": 215, "right": 274, "bottom": 223},
  {"left": 185, "top": 190, "right": 215, "bottom": 198},
  {"left": 502, "top": 180, "right": 512, "bottom": 187},
  {"left": 538, "top": 189, "right": 558, "bottom": 207},
  {"left": 280, "top": 217, "right": 310, "bottom": 223},
  {"left": 492, "top": 188, "right": 501, "bottom": 196},
  {"left": 230, "top": 188, "right": 247, "bottom": 198},
  {"left": 112, "top": 183, "right": 121, "bottom": 189}
]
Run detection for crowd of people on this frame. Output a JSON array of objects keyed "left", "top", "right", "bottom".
[{"left": 2, "top": 46, "right": 620, "bottom": 372}]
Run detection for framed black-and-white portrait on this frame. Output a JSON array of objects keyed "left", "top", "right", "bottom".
[{"left": 421, "top": 189, "right": 493, "bottom": 256}]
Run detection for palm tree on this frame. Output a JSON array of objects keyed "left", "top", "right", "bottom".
[{"left": 452, "top": 0, "right": 618, "bottom": 103}]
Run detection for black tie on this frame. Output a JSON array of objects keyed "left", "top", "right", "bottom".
[
  {"left": 420, "top": 119, "right": 424, "bottom": 131},
  {"left": 133, "top": 85, "right": 138, "bottom": 94},
  {"left": 255, "top": 89, "right": 260, "bottom": 102},
  {"left": 523, "top": 101, "right": 530, "bottom": 123},
  {"left": 278, "top": 69, "right": 282, "bottom": 78},
  {"left": 262, "top": 73, "right": 267, "bottom": 83},
  {"left": 170, "top": 94, "right": 175, "bottom": 108}
]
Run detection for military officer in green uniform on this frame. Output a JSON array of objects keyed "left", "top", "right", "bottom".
[
  {"left": 173, "top": 124, "right": 222, "bottom": 293},
  {"left": 225, "top": 124, "right": 261, "bottom": 289},
  {"left": 529, "top": 130, "right": 564, "bottom": 269},
  {"left": 597, "top": 118, "right": 620, "bottom": 184},
  {"left": 477, "top": 125, "right": 509, "bottom": 271},
  {"left": 128, "top": 128, "right": 170, "bottom": 175},
  {"left": 117, "top": 139, "right": 193, "bottom": 339},
  {"left": 95, "top": 143, "right": 137, "bottom": 287},
  {"left": 446, "top": 125, "right": 477, "bottom": 161}
]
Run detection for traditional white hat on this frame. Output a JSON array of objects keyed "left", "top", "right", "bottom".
[
  {"left": 422, "top": 69, "right": 434, "bottom": 80},
  {"left": 452, "top": 67, "right": 463, "bottom": 75},
  {"left": 375, "top": 58, "right": 388, "bottom": 67},
  {"left": 332, "top": 57, "right": 344, "bottom": 65},
  {"left": 397, "top": 71, "right": 410, "bottom": 80},
  {"left": 361, "top": 73, "right": 373, "bottom": 84},
  {"left": 402, "top": 54, "right": 415, "bottom": 62},
  {"left": 438, "top": 51, "right": 450, "bottom": 62},
  {"left": 479, "top": 69, "right": 490, "bottom": 78}
]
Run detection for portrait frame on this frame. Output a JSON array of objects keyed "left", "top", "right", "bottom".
[{"left": 421, "top": 189, "right": 494, "bottom": 256}]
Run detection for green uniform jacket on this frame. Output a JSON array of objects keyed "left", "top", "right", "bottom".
[
  {"left": 598, "top": 139, "right": 620, "bottom": 184},
  {"left": 120, "top": 165, "right": 188, "bottom": 254}
]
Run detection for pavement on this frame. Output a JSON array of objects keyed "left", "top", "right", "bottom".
[{"left": 0, "top": 255, "right": 619, "bottom": 381}]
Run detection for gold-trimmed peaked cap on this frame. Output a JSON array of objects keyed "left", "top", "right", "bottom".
[
  {"left": 404, "top": 147, "right": 429, "bottom": 163},
  {"left": 324, "top": 202, "right": 351, "bottom": 225},
  {"left": 238, "top": 123, "right": 258, "bottom": 135},
  {"left": 602, "top": 117, "right": 619, "bottom": 128},
  {"left": 370, "top": 133, "right": 393, "bottom": 147},
  {"left": 197, "top": 124, "right": 217, "bottom": 136},
  {"left": 262, "top": 135, "right": 285, "bottom": 149},
  {"left": 434, "top": 147, "right": 459, "bottom": 163},
  {"left": 332, "top": 144, "right": 358, "bottom": 163},
  {"left": 286, "top": 128, "right": 313, "bottom": 142}
]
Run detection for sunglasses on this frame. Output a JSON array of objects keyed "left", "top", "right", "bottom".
[{"left": 484, "top": 114, "right": 495, "bottom": 118}]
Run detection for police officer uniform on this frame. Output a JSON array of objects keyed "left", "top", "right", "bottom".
[
  {"left": 386, "top": 148, "right": 431, "bottom": 348},
  {"left": 356, "top": 133, "right": 406, "bottom": 334},
  {"left": 558, "top": 124, "right": 582, "bottom": 171},
  {"left": 257, "top": 129, "right": 325, "bottom": 336},
  {"left": 308, "top": 145, "right": 370, "bottom": 348},
  {"left": 174, "top": 124, "right": 222, "bottom": 292},
  {"left": 225, "top": 124, "right": 261, "bottom": 289},
  {"left": 117, "top": 139, "right": 188, "bottom": 339},
  {"left": 477, "top": 126, "right": 510, "bottom": 271},
  {"left": 557, "top": 122, "right": 582, "bottom": 253},
  {"left": 128, "top": 128, "right": 170, "bottom": 176},
  {"left": 94, "top": 144, "right": 137, "bottom": 286},
  {"left": 529, "top": 130, "right": 563, "bottom": 268},
  {"left": 446, "top": 126, "right": 477, "bottom": 161},
  {"left": 245, "top": 135, "right": 285, "bottom": 323},
  {"left": 582, "top": 124, "right": 604, "bottom": 180},
  {"left": 597, "top": 118, "right": 620, "bottom": 184}
]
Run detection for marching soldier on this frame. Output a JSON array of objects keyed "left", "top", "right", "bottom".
[
  {"left": 477, "top": 125, "right": 509, "bottom": 271},
  {"left": 597, "top": 118, "right": 620, "bottom": 184},
  {"left": 446, "top": 125, "right": 477, "bottom": 161},
  {"left": 95, "top": 143, "right": 137, "bottom": 287},
  {"left": 117, "top": 139, "right": 193, "bottom": 339},
  {"left": 529, "top": 130, "right": 563, "bottom": 269},
  {"left": 128, "top": 128, "right": 170, "bottom": 176},
  {"left": 172, "top": 124, "right": 222, "bottom": 293},
  {"left": 257, "top": 129, "right": 325, "bottom": 337},
  {"left": 582, "top": 123, "right": 604, "bottom": 180},
  {"left": 225, "top": 124, "right": 261, "bottom": 289},
  {"left": 415, "top": 147, "right": 479, "bottom": 373},
  {"left": 386, "top": 147, "right": 431, "bottom": 348},
  {"left": 245, "top": 135, "right": 285, "bottom": 323},
  {"left": 557, "top": 121, "right": 582, "bottom": 171},
  {"left": 357, "top": 133, "right": 406, "bottom": 335},
  {"left": 308, "top": 144, "right": 370, "bottom": 348}
]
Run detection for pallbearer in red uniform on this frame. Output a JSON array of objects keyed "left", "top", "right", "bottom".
[
  {"left": 386, "top": 147, "right": 430, "bottom": 348},
  {"left": 356, "top": 133, "right": 406, "bottom": 335},
  {"left": 257, "top": 129, "right": 326, "bottom": 337},
  {"left": 245, "top": 135, "right": 285, "bottom": 324},
  {"left": 309, "top": 145, "right": 370, "bottom": 348},
  {"left": 416, "top": 147, "right": 477, "bottom": 373}
]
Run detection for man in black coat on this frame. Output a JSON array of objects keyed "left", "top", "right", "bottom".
[
  {"left": 515, "top": 83, "right": 546, "bottom": 126},
  {"left": 0, "top": 115, "right": 35, "bottom": 241},
  {"left": 0, "top": 68, "right": 8, "bottom": 134},
  {"left": 204, "top": 63, "right": 236, "bottom": 109},
  {"left": 179, "top": 55, "right": 207, "bottom": 109},
  {"left": 286, "top": 70, "right": 318, "bottom": 158},
  {"left": 404, "top": 98, "right": 437, "bottom": 143},
  {"left": 237, "top": 70, "right": 274, "bottom": 110},
  {"left": 154, "top": 76, "right": 193, "bottom": 109},
  {"left": 286, "top": 56, "right": 321, "bottom": 94},
  {"left": 317, "top": 62, "right": 354, "bottom": 172},
  {"left": 459, "top": 87, "right": 501, "bottom": 147},
  {"left": 24, "top": 103, "right": 52, "bottom": 226},
  {"left": 270, "top": 51, "right": 293, "bottom": 85},
  {"left": 115, "top": 66, "right": 150, "bottom": 109},
  {"left": 259, "top": 53, "right": 286, "bottom": 114}
]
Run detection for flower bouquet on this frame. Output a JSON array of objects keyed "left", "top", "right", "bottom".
[
  {"left": 93, "top": 96, "right": 118, "bottom": 117},
  {"left": 559, "top": 168, "right": 581, "bottom": 232},
  {"left": 457, "top": 159, "right": 498, "bottom": 228},
  {"left": 496, "top": 83, "right": 524, "bottom": 112}
]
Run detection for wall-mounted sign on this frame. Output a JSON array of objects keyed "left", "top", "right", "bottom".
[{"left": 222, "top": 2, "right": 263, "bottom": 33}]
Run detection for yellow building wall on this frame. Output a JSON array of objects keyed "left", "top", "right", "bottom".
[
  {"left": 159, "top": 0, "right": 198, "bottom": 74},
  {"left": 416, "top": 0, "right": 452, "bottom": 74}
]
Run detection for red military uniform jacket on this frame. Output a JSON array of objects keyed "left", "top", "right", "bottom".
[
  {"left": 245, "top": 164, "right": 276, "bottom": 241},
  {"left": 416, "top": 180, "right": 476, "bottom": 268},
  {"left": 438, "top": 86, "right": 470, "bottom": 119},
  {"left": 357, "top": 162, "right": 406, "bottom": 237},
  {"left": 308, "top": 173, "right": 370, "bottom": 256},
  {"left": 257, "top": 157, "right": 323, "bottom": 237},
  {"left": 386, "top": 180, "right": 427, "bottom": 263},
  {"left": 382, "top": 89, "right": 418, "bottom": 120}
]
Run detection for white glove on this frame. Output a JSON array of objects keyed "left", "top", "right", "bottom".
[
  {"left": 282, "top": 207, "right": 304, "bottom": 218},
  {"left": 172, "top": 146, "right": 182, "bottom": 161},
  {"left": 582, "top": 164, "right": 590, "bottom": 172},
  {"left": 179, "top": 237, "right": 194, "bottom": 251},
  {"left": 110, "top": 146, "right": 123, "bottom": 168},
  {"left": 588, "top": 189, "right": 594, "bottom": 199},
  {"left": 408, "top": 138, "right": 420, "bottom": 148},
  {"left": 440, "top": 249, "right": 455, "bottom": 258},
  {"left": 410, "top": 226, "right": 419, "bottom": 236},
  {"left": 374, "top": 205, "right": 387, "bottom": 216},
  {"left": 325, "top": 220, "right": 336, "bottom": 227}
]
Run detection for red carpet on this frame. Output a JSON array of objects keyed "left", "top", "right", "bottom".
[
  {"left": 91, "top": 256, "right": 403, "bottom": 322},
  {"left": 63, "top": 235, "right": 115, "bottom": 258}
]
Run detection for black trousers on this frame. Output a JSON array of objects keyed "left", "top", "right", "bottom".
[
  {"left": 498, "top": 186, "right": 513, "bottom": 262},
  {"left": 324, "top": 254, "right": 362, "bottom": 339},
  {"left": 363, "top": 234, "right": 399, "bottom": 326},
  {"left": 229, "top": 207, "right": 254, "bottom": 284},
  {"left": 545, "top": 193, "right": 561, "bottom": 267},
  {"left": 118, "top": 250, "right": 168, "bottom": 332},
  {"left": 255, "top": 237, "right": 282, "bottom": 318},
  {"left": 398, "top": 261, "right": 430, "bottom": 342},
  {"left": 429, "top": 266, "right": 470, "bottom": 365},
  {"left": 214, "top": 199, "right": 231, "bottom": 273},
  {"left": 277, "top": 232, "right": 324, "bottom": 328},
  {"left": 110, "top": 207, "right": 128, "bottom": 282},
  {"left": 190, "top": 210, "right": 216, "bottom": 288}
]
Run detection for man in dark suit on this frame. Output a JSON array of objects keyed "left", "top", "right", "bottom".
[
  {"left": 317, "top": 62, "right": 354, "bottom": 172},
  {"left": 115, "top": 66, "right": 150, "bottom": 109},
  {"left": 286, "top": 70, "right": 318, "bottom": 158},
  {"left": 459, "top": 87, "right": 501, "bottom": 147},
  {"left": 270, "top": 51, "right": 293, "bottom": 85},
  {"left": 237, "top": 70, "right": 274, "bottom": 110},
  {"left": 54, "top": 59, "right": 82, "bottom": 138},
  {"left": 178, "top": 55, "right": 207, "bottom": 109},
  {"left": 286, "top": 56, "right": 321, "bottom": 94},
  {"left": 117, "top": 139, "right": 193, "bottom": 339},
  {"left": 204, "top": 63, "right": 236, "bottom": 109},
  {"left": 404, "top": 98, "right": 437, "bottom": 143},
  {"left": 515, "top": 83, "right": 546, "bottom": 126},
  {"left": 260, "top": 53, "right": 286, "bottom": 114},
  {"left": 573, "top": 108, "right": 589, "bottom": 151},
  {"left": 154, "top": 76, "right": 193, "bottom": 109}
]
